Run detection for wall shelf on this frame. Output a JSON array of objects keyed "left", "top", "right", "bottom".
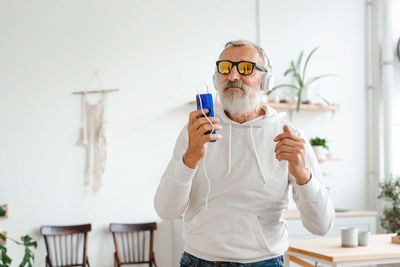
[
  {"left": 317, "top": 158, "right": 341, "bottom": 163},
  {"left": 268, "top": 102, "right": 340, "bottom": 111},
  {"left": 188, "top": 101, "right": 340, "bottom": 111}
]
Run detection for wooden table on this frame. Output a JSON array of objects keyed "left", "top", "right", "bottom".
[{"left": 284, "top": 234, "right": 400, "bottom": 267}]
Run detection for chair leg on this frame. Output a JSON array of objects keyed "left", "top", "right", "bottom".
[{"left": 114, "top": 252, "right": 119, "bottom": 267}]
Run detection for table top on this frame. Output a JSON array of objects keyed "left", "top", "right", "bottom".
[
  {"left": 285, "top": 209, "right": 378, "bottom": 220},
  {"left": 288, "top": 234, "right": 400, "bottom": 262}
]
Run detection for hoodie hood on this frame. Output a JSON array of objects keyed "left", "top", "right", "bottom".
[{"left": 216, "top": 104, "right": 287, "bottom": 128}]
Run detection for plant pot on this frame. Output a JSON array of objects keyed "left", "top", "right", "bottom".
[
  {"left": 300, "top": 87, "right": 311, "bottom": 104},
  {"left": 312, "top": 146, "right": 326, "bottom": 159},
  {"left": 269, "top": 94, "right": 280, "bottom": 103},
  {"left": 392, "top": 235, "right": 400, "bottom": 244}
]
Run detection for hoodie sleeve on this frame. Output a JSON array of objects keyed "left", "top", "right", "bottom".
[
  {"left": 289, "top": 128, "right": 335, "bottom": 236},
  {"left": 154, "top": 125, "right": 197, "bottom": 220}
]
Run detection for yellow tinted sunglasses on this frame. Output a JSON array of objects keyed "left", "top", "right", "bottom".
[{"left": 216, "top": 60, "right": 267, "bottom": 76}]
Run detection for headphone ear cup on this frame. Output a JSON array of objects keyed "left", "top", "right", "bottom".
[
  {"left": 213, "top": 73, "right": 219, "bottom": 91},
  {"left": 260, "top": 72, "right": 273, "bottom": 92},
  {"left": 267, "top": 74, "right": 274, "bottom": 92},
  {"left": 260, "top": 72, "right": 268, "bottom": 91}
]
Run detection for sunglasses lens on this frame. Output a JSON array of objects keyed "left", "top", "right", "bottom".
[
  {"left": 218, "top": 61, "right": 232, "bottom": 74},
  {"left": 238, "top": 62, "right": 253, "bottom": 75}
]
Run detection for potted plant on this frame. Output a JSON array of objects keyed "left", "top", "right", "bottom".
[
  {"left": 0, "top": 204, "right": 7, "bottom": 218},
  {"left": 0, "top": 203, "right": 37, "bottom": 267},
  {"left": 269, "top": 47, "right": 334, "bottom": 111},
  {"left": 0, "top": 234, "right": 37, "bottom": 267},
  {"left": 310, "top": 137, "right": 329, "bottom": 159},
  {"left": 0, "top": 206, "right": 6, "bottom": 218},
  {"left": 392, "top": 231, "right": 400, "bottom": 244},
  {"left": 378, "top": 175, "right": 400, "bottom": 235}
]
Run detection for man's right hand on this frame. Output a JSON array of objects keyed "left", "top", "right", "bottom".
[{"left": 183, "top": 109, "right": 222, "bottom": 169}]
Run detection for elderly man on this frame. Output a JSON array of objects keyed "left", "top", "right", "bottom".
[{"left": 154, "top": 40, "right": 334, "bottom": 267}]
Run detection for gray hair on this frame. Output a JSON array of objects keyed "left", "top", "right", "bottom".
[{"left": 218, "top": 39, "right": 272, "bottom": 71}]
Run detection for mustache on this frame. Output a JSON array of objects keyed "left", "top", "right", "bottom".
[{"left": 222, "top": 80, "right": 249, "bottom": 92}]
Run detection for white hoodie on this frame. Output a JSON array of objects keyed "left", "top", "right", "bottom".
[{"left": 154, "top": 105, "right": 335, "bottom": 263}]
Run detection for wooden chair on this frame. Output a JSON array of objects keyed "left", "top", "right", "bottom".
[
  {"left": 40, "top": 224, "right": 91, "bottom": 267},
  {"left": 110, "top": 222, "right": 157, "bottom": 267}
]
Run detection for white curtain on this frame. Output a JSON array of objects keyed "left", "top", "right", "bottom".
[{"left": 390, "top": 0, "right": 400, "bottom": 176}]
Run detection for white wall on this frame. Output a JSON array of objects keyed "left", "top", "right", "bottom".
[
  {"left": 0, "top": 1, "right": 256, "bottom": 266},
  {"left": 259, "top": 0, "right": 367, "bottom": 209},
  {"left": 0, "top": 1, "right": 367, "bottom": 267}
]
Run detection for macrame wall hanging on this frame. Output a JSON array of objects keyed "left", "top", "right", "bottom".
[{"left": 73, "top": 71, "right": 118, "bottom": 192}]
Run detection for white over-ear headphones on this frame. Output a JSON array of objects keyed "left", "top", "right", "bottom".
[
  {"left": 260, "top": 54, "right": 273, "bottom": 92},
  {"left": 213, "top": 49, "right": 273, "bottom": 93}
]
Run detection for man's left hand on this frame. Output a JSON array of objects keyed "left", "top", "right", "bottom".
[{"left": 273, "top": 125, "right": 311, "bottom": 185}]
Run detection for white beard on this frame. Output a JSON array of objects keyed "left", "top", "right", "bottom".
[{"left": 218, "top": 83, "right": 262, "bottom": 117}]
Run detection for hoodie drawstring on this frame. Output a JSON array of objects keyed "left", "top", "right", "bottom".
[
  {"left": 227, "top": 123, "right": 232, "bottom": 176},
  {"left": 203, "top": 143, "right": 211, "bottom": 212},
  {"left": 250, "top": 126, "right": 266, "bottom": 184},
  {"left": 203, "top": 123, "right": 268, "bottom": 212}
]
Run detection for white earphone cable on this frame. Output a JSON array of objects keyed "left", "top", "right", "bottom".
[{"left": 196, "top": 86, "right": 214, "bottom": 212}]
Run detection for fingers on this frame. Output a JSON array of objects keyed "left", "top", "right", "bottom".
[
  {"left": 201, "top": 133, "right": 222, "bottom": 142},
  {"left": 274, "top": 125, "right": 304, "bottom": 143},
  {"left": 274, "top": 138, "right": 301, "bottom": 152},
  {"left": 274, "top": 125, "right": 306, "bottom": 163},
  {"left": 187, "top": 109, "right": 222, "bottom": 145},
  {"left": 192, "top": 116, "right": 220, "bottom": 131},
  {"left": 275, "top": 152, "right": 297, "bottom": 162},
  {"left": 275, "top": 144, "right": 303, "bottom": 155},
  {"left": 197, "top": 123, "right": 222, "bottom": 135},
  {"left": 283, "top": 125, "right": 291, "bottom": 134},
  {"left": 185, "top": 110, "right": 221, "bottom": 168},
  {"left": 189, "top": 109, "right": 209, "bottom": 124}
]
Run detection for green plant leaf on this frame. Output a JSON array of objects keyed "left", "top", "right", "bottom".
[
  {"left": 290, "top": 60, "right": 299, "bottom": 76},
  {"left": 0, "top": 206, "right": 5, "bottom": 217},
  {"left": 20, "top": 236, "right": 32, "bottom": 243},
  {"left": 310, "top": 137, "right": 329, "bottom": 149},
  {"left": 0, "top": 234, "right": 5, "bottom": 242},
  {"left": 294, "top": 73, "right": 303, "bottom": 88},
  {"left": 312, "top": 91, "right": 332, "bottom": 105},
  {"left": 283, "top": 68, "right": 293, "bottom": 76},
  {"left": 0, "top": 244, "right": 11, "bottom": 265},
  {"left": 378, "top": 175, "right": 400, "bottom": 233},
  {"left": 296, "top": 50, "right": 304, "bottom": 69},
  {"left": 304, "top": 74, "right": 336, "bottom": 87},
  {"left": 302, "top": 46, "right": 319, "bottom": 82},
  {"left": 296, "top": 89, "right": 302, "bottom": 112},
  {"left": 18, "top": 242, "right": 36, "bottom": 267}
]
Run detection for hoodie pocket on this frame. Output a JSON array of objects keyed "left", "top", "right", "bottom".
[{"left": 186, "top": 208, "right": 270, "bottom": 258}]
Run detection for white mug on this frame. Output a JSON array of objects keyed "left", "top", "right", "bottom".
[
  {"left": 358, "top": 231, "right": 370, "bottom": 246},
  {"left": 341, "top": 227, "right": 358, "bottom": 247}
]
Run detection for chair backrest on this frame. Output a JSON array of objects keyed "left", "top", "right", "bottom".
[
  {"left": 109, "top": 222, "right": 157, "bottom": 265},
  {"left": 40, "top": 224, "right": 91, "bottom": 267}
]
